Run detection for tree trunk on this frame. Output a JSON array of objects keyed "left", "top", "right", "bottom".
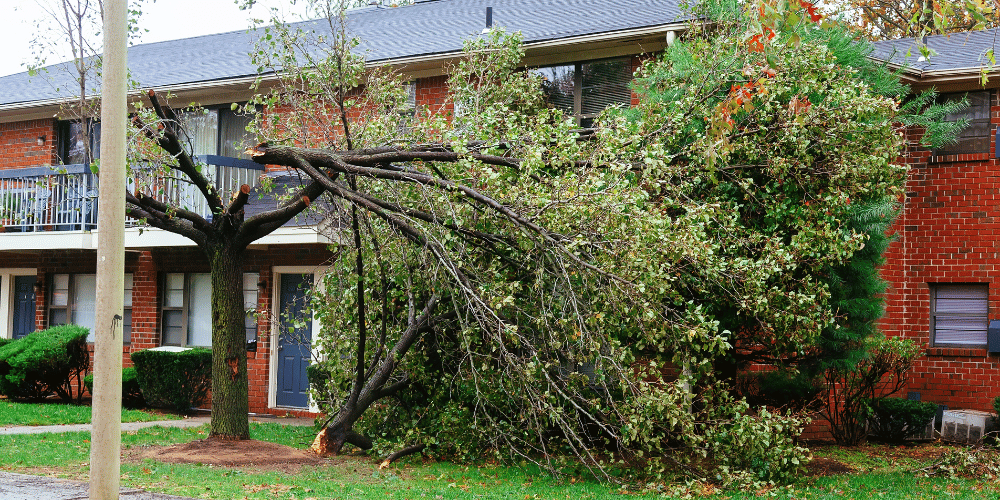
[{"left": 208, "top": 243, "right": 250, "bottom": 439}]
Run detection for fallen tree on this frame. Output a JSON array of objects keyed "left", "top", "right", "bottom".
[{"left": 230, "top": 0, "right": 945, "bottom": 487}]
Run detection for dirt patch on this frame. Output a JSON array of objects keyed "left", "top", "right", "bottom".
[
  {"left": 804, "top": 456, "right": 854, "bottom": 476},
  {"left": 133, "top": 438, "right": 329, "bottom": 473}
]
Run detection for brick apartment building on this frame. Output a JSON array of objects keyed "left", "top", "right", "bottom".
[
  {"left": 0, "top": 0, "right": 684, "bottom": 415},
  {"left": 873, "top": 31, "right": 1000, "bottom": 413}
]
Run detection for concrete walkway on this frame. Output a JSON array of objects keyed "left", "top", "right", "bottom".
[{"left": 0, "top": 414, "right": 315, "bottom": 435}]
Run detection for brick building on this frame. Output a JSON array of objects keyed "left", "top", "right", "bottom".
[
  {"left": 872, "top": 31, "right": 1000, "bottom": 413},
  {"left": 0, "top": 0, "right": 684, "bottom": 415}
]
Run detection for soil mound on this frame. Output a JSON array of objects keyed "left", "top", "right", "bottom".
[{"left": 140, "top": 438, "right": 327, "bottom": 471}]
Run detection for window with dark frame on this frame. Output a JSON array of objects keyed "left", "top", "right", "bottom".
[
  {"left": 532, "top": 57, "right": 633, "bottom": 127},
  {"left": 57, "top": 119, "right": 102, "bottom": 165},
  {"left": 175, "top": 105, "right": 256, "bottom": 158},
  {"left": 935, "top": 91, "right": 992, "bottom": 156},
  {"left": 49, "top": 273, "right": 133, "bottom": 343},
  {"left": 931, "top": 283, "right": 989, "bottom": 347}
]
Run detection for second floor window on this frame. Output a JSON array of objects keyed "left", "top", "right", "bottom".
[
  {"left": 176, "top": 107, "right": 254, "bottom": 158},
  {"left": 58, "top": 119, "right": 101, "bottom": 165},
  {"left": 936, "top": 91, "right": 991, "bottom": 156},
  {"left": 532, "top": 57, "right": 633, "bottom": 127}
]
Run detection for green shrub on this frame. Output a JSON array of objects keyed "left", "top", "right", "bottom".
[
  {"left": 866, "top": 397, "right": 937, "bottom": 443},
  {"left": 0, "top": 338, "right": 13, "bottom": 349},
  {"left": 130, "top": 348, "right": 211, "bottom": 413},
  {"left": 0, "top": 325, "right": 89, "bottom": 402},
  {"left": 84, "top": 367, "right": 145, "bottom": 408}
]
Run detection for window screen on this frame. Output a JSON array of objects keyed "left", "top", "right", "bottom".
[{"left": 932, "top": 284, "right": 988, "bottom": 346}]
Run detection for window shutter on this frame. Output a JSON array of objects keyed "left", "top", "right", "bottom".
[{"left": 934, "top": 284, "right": 988, "bottom": 345}]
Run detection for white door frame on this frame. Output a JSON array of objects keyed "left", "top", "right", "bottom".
[
  {"left": 0, "top": 269, "right": 37, "bottom": 340},
  {"left": 268, "top": 266, "right": 324, "bottom": 411}
]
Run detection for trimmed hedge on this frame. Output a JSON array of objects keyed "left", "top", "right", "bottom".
[
  {"left": 84, "top": 367, "right": 145, "bottom": 408},
  {"left": 131, "top": 348, "right": 211, "bottom": 413},
  {"left": 866, "top": 397, "right": 938, "bottom": 443},
  {"left": 0, "top": 325, "right": 89, "bottom": 402},
  {"left": 0, "top": 338, "right": 13, "bottom": 349}
]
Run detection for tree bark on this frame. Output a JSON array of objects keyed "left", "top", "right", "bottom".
[{"left": 208, "top": 242, "right": 250, "bottom": 440}]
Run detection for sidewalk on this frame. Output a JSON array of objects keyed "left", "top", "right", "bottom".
[
  {"left": 0, "top": 471, "right": 200, "bottom": 500},
  {"left": 0, "top": 414, "right": 314, "bottom": 435}
]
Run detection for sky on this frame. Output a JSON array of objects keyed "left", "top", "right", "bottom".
[{"left": 0, "top": 0, "right": 314, "bottom": 78}]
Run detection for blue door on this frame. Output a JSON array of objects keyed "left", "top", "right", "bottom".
[
  {"left": 12, "top": 276, "right": 36, "bottom": 339},
  {"left": 276, "top": 273, "right": 312, "bottom": 408}
]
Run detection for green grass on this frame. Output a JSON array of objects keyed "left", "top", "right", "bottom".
[
  {"left": 0, "top": 424, "right": 997, "bottom": 499},
  {"left": 0, "top": 400, "right": 177, "bottom": 426}
]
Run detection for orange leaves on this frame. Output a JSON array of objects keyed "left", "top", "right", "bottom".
[
  {"left": 747, "top": 27, "right": 776, "bottom": 53},
  {"left": 747, "top": 0, "right": 824, "bottom": 54},
  {"left": 799, "top": 0, "right": 823, "bottom": 23}
]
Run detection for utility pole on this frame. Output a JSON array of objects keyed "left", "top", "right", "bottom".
[{"left": 89, "top": 0, "right": 126, "bottom": 497}]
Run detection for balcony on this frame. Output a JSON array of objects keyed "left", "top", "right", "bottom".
[{"left": 0, "top": 156, "right": 264, "bottom": 234}]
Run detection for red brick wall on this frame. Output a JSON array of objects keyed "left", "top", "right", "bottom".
[
  {"left": 880, "top": 89, "right": 1000, "bottom": 413},
  {"left": 0, "top": 119, "right": 58, "bottom": 169}
]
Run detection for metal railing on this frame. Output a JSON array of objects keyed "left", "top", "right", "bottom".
[{"left": 0, "top": 156, "right": 263, "bottom": 233}]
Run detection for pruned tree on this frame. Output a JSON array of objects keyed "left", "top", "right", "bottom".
[{"left": 127, "top": 90, "right": 325, "bottom": 440}]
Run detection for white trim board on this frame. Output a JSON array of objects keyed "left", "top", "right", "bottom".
[{"left": 268, "top": 266, "right": 326, "bottom": 412}]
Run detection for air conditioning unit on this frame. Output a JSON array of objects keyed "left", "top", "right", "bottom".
[{"left": 941, "top": 410, "right": 996, "bottom": 443}]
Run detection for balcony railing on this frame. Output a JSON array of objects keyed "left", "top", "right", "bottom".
[{"left": 0, "top": 156, "right": 264, "bottom": 233}]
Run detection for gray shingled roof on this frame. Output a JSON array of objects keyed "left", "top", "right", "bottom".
[
  {"left": 0, "top": 0, "right": 686, "bottom": 107},
  {"left": 870, "top": 29, "right": 1000, "bottom": 76}
]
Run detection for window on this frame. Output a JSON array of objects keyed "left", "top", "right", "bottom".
[
  {"left": 243, "top": 273, "right": 260, "bottom": 351},
  {"left": 532, "top": 57, "right": 633, "bottom": 127},
  {"left": 936, "top": 91, "right": 992, "bottom": 156},
  {"left": 49, "top": 273, "right": 133, "bottom": 343},
  {"left": 397, "top": 82, "right": 416, "bottom": 134},
  {"left": 162, "top": 273, "right": 212, "bottom": 347},
  {"left": 931, "top": 284, "right": 988, "bottom": 346},
  {"left": 58, "top": 119, "right": 101, "bottom": 165},
  {"left": 162, "top": 272, "right": 259, "bottom": 348},
  {"left": 176, "top": 106, "right": 255, "bottom": 158}
]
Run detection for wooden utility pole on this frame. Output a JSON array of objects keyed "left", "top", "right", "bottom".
[{"left": 89, "top": 0, "right": 127, "bottom": 497}]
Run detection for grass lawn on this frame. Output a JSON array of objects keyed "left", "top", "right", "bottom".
[
  {"left": 0, "top": 400, "right": 178, "bottom": 426},
  {"left": 0, "top": 423, "right": 997, "bottom": 499}
]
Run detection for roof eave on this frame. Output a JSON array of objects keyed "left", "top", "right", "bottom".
[{"left": 0, "top": 21, "right": 687, "bottom": 121}]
